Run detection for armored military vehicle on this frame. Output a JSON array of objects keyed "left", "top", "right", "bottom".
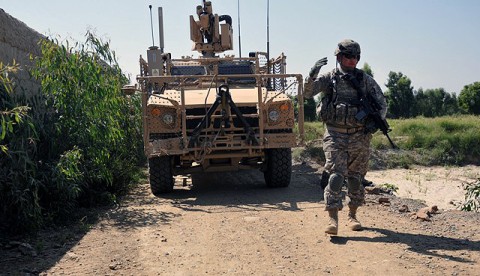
[{"left": 124, "top": 1, "right": 305, "bottom": 195}]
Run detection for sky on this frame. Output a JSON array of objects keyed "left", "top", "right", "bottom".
[{"left": 2, "top": 0, "right": 480, "bottom": 94}]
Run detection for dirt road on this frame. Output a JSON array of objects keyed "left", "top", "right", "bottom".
[{"left": 2, "top": 161, "right": 480, "bottom": 275}]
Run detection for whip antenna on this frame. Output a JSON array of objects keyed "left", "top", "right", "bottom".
[
  {"left": 266, "top": 0, "right": 271, "bottom": 89},
  {"left": 238, "top": 0, "right": 242, "bottom": 57},
  {"left": 158, "top": 7, "right": 165, "bottom": 53},
  {"left": 149, "top": 5, "right": 155, "bottom": 47},
  {"left": 266, "top": 0, "right": 270, "bottom": 62}
]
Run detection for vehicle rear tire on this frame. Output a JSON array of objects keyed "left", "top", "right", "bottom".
[
  {"left": 264, "top": 148, "right": 292, "bottom": 188},
  {"left": 149, "top": 156, "right": 174, "bottom": 195}
]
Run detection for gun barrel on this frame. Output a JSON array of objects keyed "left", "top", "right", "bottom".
[{"left": 386, "top": 133, "right": 398, "bottom": 149}]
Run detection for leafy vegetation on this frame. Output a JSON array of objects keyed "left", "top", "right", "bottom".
[
  {"left": 0, "top": 62, "right": 32, "bottom": 154},
  {"left": 362, "top": 63, "right": 374, "bottom": 77},
  {"left": 458, "top": 82, "right": 480, "bottom": 115},
  {"left": 0, "top": 32, "right": 143, "bottom": 233},
  {"left": 383, "top": 71, "right": 479, "bottom": 119},
  {"left": 461, "top": 179, "right": 480, "bottom": 212},
  {"left": 1, "top": 62, "right": 41, "bottom": 231},
  {"left": 414, "top": 88, "right": 459, "bottom": 117},
  {"left": 384, "top": 72, "right": 415, "bottom": 118}
]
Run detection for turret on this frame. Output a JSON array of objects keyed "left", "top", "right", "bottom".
[{"left": 190, "top": 1, "right": 233, "bottom": 57}]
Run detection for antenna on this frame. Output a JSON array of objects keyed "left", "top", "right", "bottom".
[
  {"left": 266, "top": 0, "right": 271, "bottom": 88},
  {"left": 266, "top": 0, "right": 270, "bottom": 68},
  {"left": 238, "top": 0, "right": 242, "bottom": 57},
  {"left": 158, "top": 7, "right": 165, "bottom": 53},
  {"left": 149, "top": 5, "right": 155, "bottom": 47}
]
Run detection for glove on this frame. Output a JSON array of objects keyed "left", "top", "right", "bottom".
[{"left": 309, "top": 57, "right": 328, "bottom": 78}]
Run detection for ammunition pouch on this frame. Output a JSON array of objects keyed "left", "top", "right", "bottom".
[{"left": 319, "top": 98, "right": 365, "bottom": 128}]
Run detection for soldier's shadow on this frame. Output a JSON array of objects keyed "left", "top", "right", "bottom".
[{"left": 330, "top": 227, "right": 480, "bottom": 263}]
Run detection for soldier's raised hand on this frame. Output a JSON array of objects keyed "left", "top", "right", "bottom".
[{"left": 309, "top": 57, "right": 328, "bottom": 78}]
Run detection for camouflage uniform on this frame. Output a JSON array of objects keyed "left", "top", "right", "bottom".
[{"left": 304, "top": 52, "right": 387, "bottom": 211}]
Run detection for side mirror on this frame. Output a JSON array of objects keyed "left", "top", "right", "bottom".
[{"left": 122, "top": 84, "right": 137, "bottom": 95}]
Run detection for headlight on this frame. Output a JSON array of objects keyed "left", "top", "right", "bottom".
[
  {"left": 150, "top": 108, "right": 161, "bottom": 116},
  {"left": 279, "top": 103, "right": 290, "bottom": 112},
  {"left": 162, "top": 113, "right": 174, "bottom": 125},
  {"left": 268, "top": 109, "right": 280, "bottom": 121}
]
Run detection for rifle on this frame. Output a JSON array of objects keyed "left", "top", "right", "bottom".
[{"left": 343, "top": 73, "right": 398, "bottom": 149}]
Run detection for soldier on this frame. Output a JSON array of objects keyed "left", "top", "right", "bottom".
[{"left": 304, "top": 39, "right": 387, "bottom": 235}]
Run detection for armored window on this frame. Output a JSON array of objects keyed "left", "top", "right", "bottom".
[
  {"left": 218, "top": 61, "right": 255, "bottom": 84},
  {"left": 171, "top": 66, "right": 207, "bottom": 76}
]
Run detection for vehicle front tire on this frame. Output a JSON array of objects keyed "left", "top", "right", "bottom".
[
  {"left": 263, "top": 148, "right": 292, "bottom": 188},
  {"left": 149, "top": 156, "right": 174, "bottom": 195}
]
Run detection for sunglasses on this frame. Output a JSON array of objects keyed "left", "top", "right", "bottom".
[{"left": 343, "top": 54, "right": 360, "bottom": 60}]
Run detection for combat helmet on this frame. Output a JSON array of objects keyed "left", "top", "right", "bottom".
[{"left": 334, "top": 39, "right": 361, "bottom": 57}]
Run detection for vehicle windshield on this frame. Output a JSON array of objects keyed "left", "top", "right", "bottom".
[
  {"left": 171, "top": 66, "right": 206, "bottom": 76},
  {"left": 219, "top": 61, "right": 255, "bottom": 84},
  {"left": 169, "top": 62, "right": 256, "bottom": 85}
]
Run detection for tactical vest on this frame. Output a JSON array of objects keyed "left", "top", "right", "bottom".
[{"left": 318, "top": 69, "right": 367, "bottom": 128}]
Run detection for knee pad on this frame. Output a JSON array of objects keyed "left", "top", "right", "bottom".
[
  {"left": 328, "top": 173, "right": 344, "bottom": 192},
  {"left": 347, "top": 176, "right": 361, "bottom": 191}
]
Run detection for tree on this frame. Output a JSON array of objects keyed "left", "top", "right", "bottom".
[
  {"left": 414, "top": 88, "right": 459, "bottom": 117},
  {"left": 458, "top": 82, "right": 480, "bottom": 115},
  {"left": 362, "top": 63, "right": 374, "bottom": 77},
  {"left": 413, "top": 88, "right": 427, "bottom": 117},
  {"left": 384, "top": 72, "right": 415, "bottom": 118},
  {"left": 443, "top": 91, "right": 459, "bottom": 116}
]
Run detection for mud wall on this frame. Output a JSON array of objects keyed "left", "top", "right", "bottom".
[{"left": 0, "top": 8, "right": 44, "bottom": 95}]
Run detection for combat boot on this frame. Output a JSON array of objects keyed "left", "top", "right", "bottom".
[
  {"left": 325, "top": 209, "right": 338, "bottom": 235},
  {"left": 348, "top": 206, "right": 362, "bottom": 231}
]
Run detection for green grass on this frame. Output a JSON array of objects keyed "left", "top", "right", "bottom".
[
  {"left": 299, "top": 115, "right": 480, "bottom": 167},
  {"left": 392, "top": 116, "right": 480, "bottom": 165}
]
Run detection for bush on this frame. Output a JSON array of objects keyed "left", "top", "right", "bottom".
[
  {"left": 1, "top": 32, "right": 144, "bottom": 234},
  {"left": 31, "top": 32, "right": 144, "bottom": 205},
  {"left": 461, "top": 179, "right": 480, "bottom": 212},
  {"left": 1, "top": 62, "right": 42, "bottom": 231}
]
